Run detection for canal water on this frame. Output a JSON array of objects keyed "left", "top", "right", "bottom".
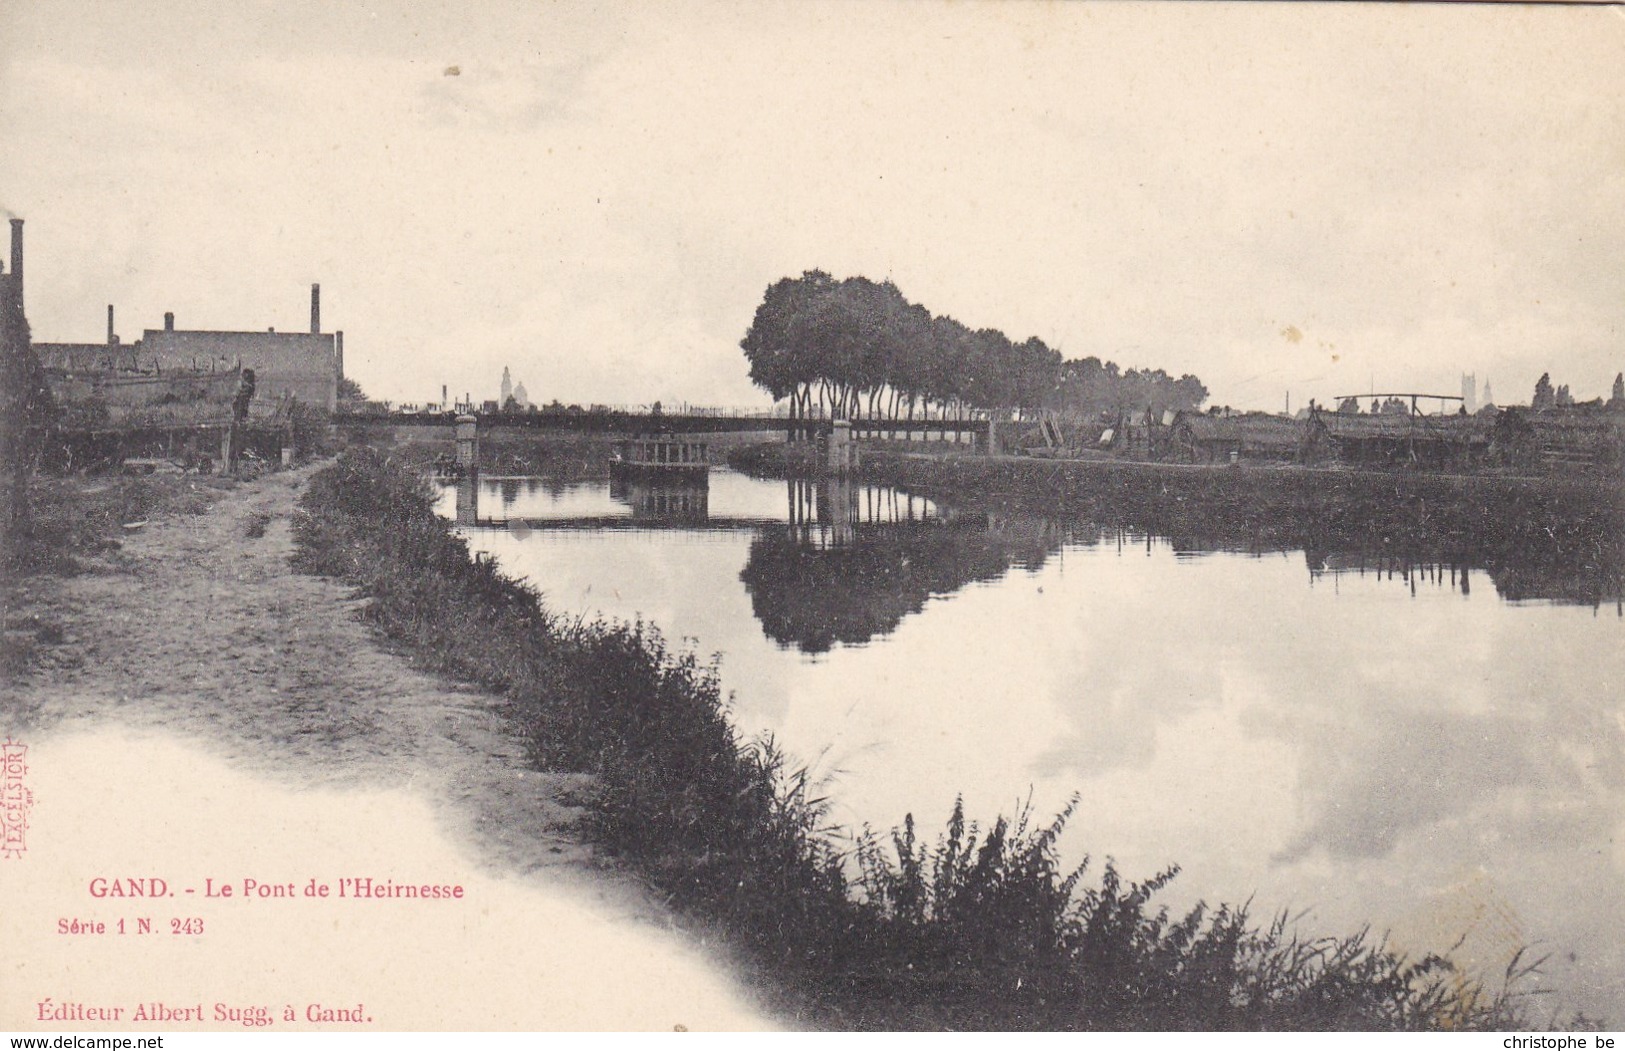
[{"left": 440, "top": 468, "right": 1625, "bottom": 1022}]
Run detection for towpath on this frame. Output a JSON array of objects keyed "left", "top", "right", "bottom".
[{"left": 1, "top": 464, "right": 777, "bottom": 1030}]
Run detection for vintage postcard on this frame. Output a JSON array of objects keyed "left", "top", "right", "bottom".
[{"left": 2, "top": 0, "right": 1622, "bottom": 1037}]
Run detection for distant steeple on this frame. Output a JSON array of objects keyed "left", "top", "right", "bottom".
[{"left": 500, "top": 366, "right": 513, "bottom": 406}]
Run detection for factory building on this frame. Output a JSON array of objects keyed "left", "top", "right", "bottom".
[
  {"left": 1, "top": 218, "right": 23, "bottom": 316},
  {"left": 36, "top": 283, "right": 342, "bottom": 415}
]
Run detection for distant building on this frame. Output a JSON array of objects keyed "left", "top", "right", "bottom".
[
  {"left": 500, "top": 366, "right": 513, "bottom": 407},
  {"left": 1460, "top": 372, "right": 1477, "bottom": 414},
  {"left": 512, "top": 381, "right": 530, "bottom": 409}
]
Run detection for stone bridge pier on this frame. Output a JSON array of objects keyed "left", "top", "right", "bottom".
[
  {"left": 455, "top": 414, "right": 480, "bottom": 478},
  {"left": 824, "top": 420, "right": 858, "bottom": 473}
]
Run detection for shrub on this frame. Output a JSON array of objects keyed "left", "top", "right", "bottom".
[{"left": 292, "top": 448, "right": 1558, "bottom": 1030}]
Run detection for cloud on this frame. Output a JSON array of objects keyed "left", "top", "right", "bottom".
[{"left": 4, "top": 1, "right": 1621, "bottom": 408}]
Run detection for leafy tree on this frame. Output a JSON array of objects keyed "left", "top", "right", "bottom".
[
  {"left": 740, "top": 271, "right": 1205, "bottom": 423},
  {"left": 1491, "top": 406, "right": 1537, "bottom": 467},
  {"left": 1532, "top": 372, "right": 1555, "bottom": 412}
]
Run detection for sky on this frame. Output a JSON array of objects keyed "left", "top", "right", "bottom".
[{"left": 2, "top": 1, "right": 1622, "bottom": 411}]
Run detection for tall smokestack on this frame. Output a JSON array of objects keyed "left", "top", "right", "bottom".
[
  {"left": 8, "top": 218, "right": 22, "bottom": 304},
  {"left": 164, "top": 311, "right": 174, "bottom": 331},
  {"left": 335, "top": 330, "right": 344, "bottom": 381},
  {"left": 107, "top": 304, "right": 116, "bottom": 345},
  {"left": 310, "top": 283, "right": 320, "bottom": 334}
]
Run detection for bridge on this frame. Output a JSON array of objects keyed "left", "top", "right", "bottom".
[
  {"left": 344, "top": 409, "right": 995, "bottom": 477},
  {"left": 335, "top": 409, "right": 991, "bottom": 441}
]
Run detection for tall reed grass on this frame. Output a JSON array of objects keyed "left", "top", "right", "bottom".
[{"left": 292, "top": 448, "right": 1555, "bottom": 1030}]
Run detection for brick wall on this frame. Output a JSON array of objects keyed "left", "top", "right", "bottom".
[{"left": 141, "top": 329, "right": 337, "bottom": 411}]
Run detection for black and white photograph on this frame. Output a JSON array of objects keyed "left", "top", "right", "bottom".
[{"left": 2, "top": 0, "right": 1622, "bottom": 1036}]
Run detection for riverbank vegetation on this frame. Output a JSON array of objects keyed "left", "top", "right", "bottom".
[
  {"left": 732, "top": 443, "right": 1623, "bottom": 604},
  {"left": 1, "top": 472, "right": 236, "bottom": 680},
  {"left": 292, "top": 448, "right": 1556, "bottom": 1030},
  {"left": 1, "top": 472, "right": 233, "bottom": 577},
  {"left": 868, "top": 452, "right": 1620, "bottom": 595}
]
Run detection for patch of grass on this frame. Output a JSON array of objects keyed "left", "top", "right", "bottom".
[
  {"left": 292, "top": 448, "right": 1563, "bottom": 1031},
  {"left": 244, "top": 511, "right": 274, "bottom": 539},
  {"left": 0, "top": 611, "right": 68, "bottom": 679},
  {"left": 2, "top": 473, "right": 234, "bottom": 576}
]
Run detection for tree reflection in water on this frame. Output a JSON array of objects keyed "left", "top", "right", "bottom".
[
  {"left": 742, "top": 478, "right": 1062, "bottom": 653},
  {"left": 1303, "top": 549, "right": 1623, "bottom": 610},
  {"left": 742, "top": 478, "right": 1623, "bottom": 655}
]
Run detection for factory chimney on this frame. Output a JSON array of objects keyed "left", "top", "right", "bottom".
[
  {"left": 310, "top": 283, "right": 320, "bottom": 334},
  {"left": 164, "top": 312, "right": 174, "bottom": 331},
  {"left": 335, "top": 330, "right": 344, "bottom": 381},
  {"left": 8, "top": 218, "right": 22, "bottom": 305},
  {"left": 107, "top": 304, "right": 116, "bottom": 345}
]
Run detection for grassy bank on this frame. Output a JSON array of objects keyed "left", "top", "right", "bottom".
[
  {"left": 733, "top": 444, "right": 1623, "bottom": 591},
  {"left": 1, "top": 472, "right": 239, "bottom": 678},
  {"left": 2, "top": 472, "right": 236, "bottom": 576},
  {"left": 292, "top": 448, "right": 1552, "bottom": 1030}
]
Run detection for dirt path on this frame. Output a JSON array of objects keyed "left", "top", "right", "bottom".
[
  {"left": 3, "top": 463, "right": 639, "bottom": 884},
  {"left": 1, "top": 464, "right": 784, "bottom": 1030}
]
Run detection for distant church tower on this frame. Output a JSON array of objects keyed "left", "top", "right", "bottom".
[
  {"left": 1460, "top": 372, "right": 1477, "bottom": 413},
  {"left": 500, "top": 366, "right": 513, "bottom": 407},
  {"left": 1482, "top": 379, "right": 1495, "bottom": 410}
]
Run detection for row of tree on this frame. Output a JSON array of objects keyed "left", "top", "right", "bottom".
[
  {"left": 1336, "top": 396, "right": 1416, "bottom": 416},
  {"left": 1529, "top": 372, "right": 1625, "bottom": 413},
  {"left": 740, "top": 271, "right": 1208, "bottom": 423}
]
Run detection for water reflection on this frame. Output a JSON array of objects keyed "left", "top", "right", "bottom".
[
  {"left": 784, "top": 477, "right": 946, "bottom": 549},
  {"left": 1306, "top": 552, "right": 1478, "bottom": 598},
  {"left": 448, "top": 473, "right": 1623, "bottom": 628},
  {"left": 610, "top": 475, "right": 710, "bottom": 523},
  {"left": 745, "top": 480, "right": 1062, "bottom": 652},
  {"left": 439, "top": 469, "right": 1625, "bottom": 1020},
  {"left": 1305, "top": 549, "right": 1623, "bottom": 610}
]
